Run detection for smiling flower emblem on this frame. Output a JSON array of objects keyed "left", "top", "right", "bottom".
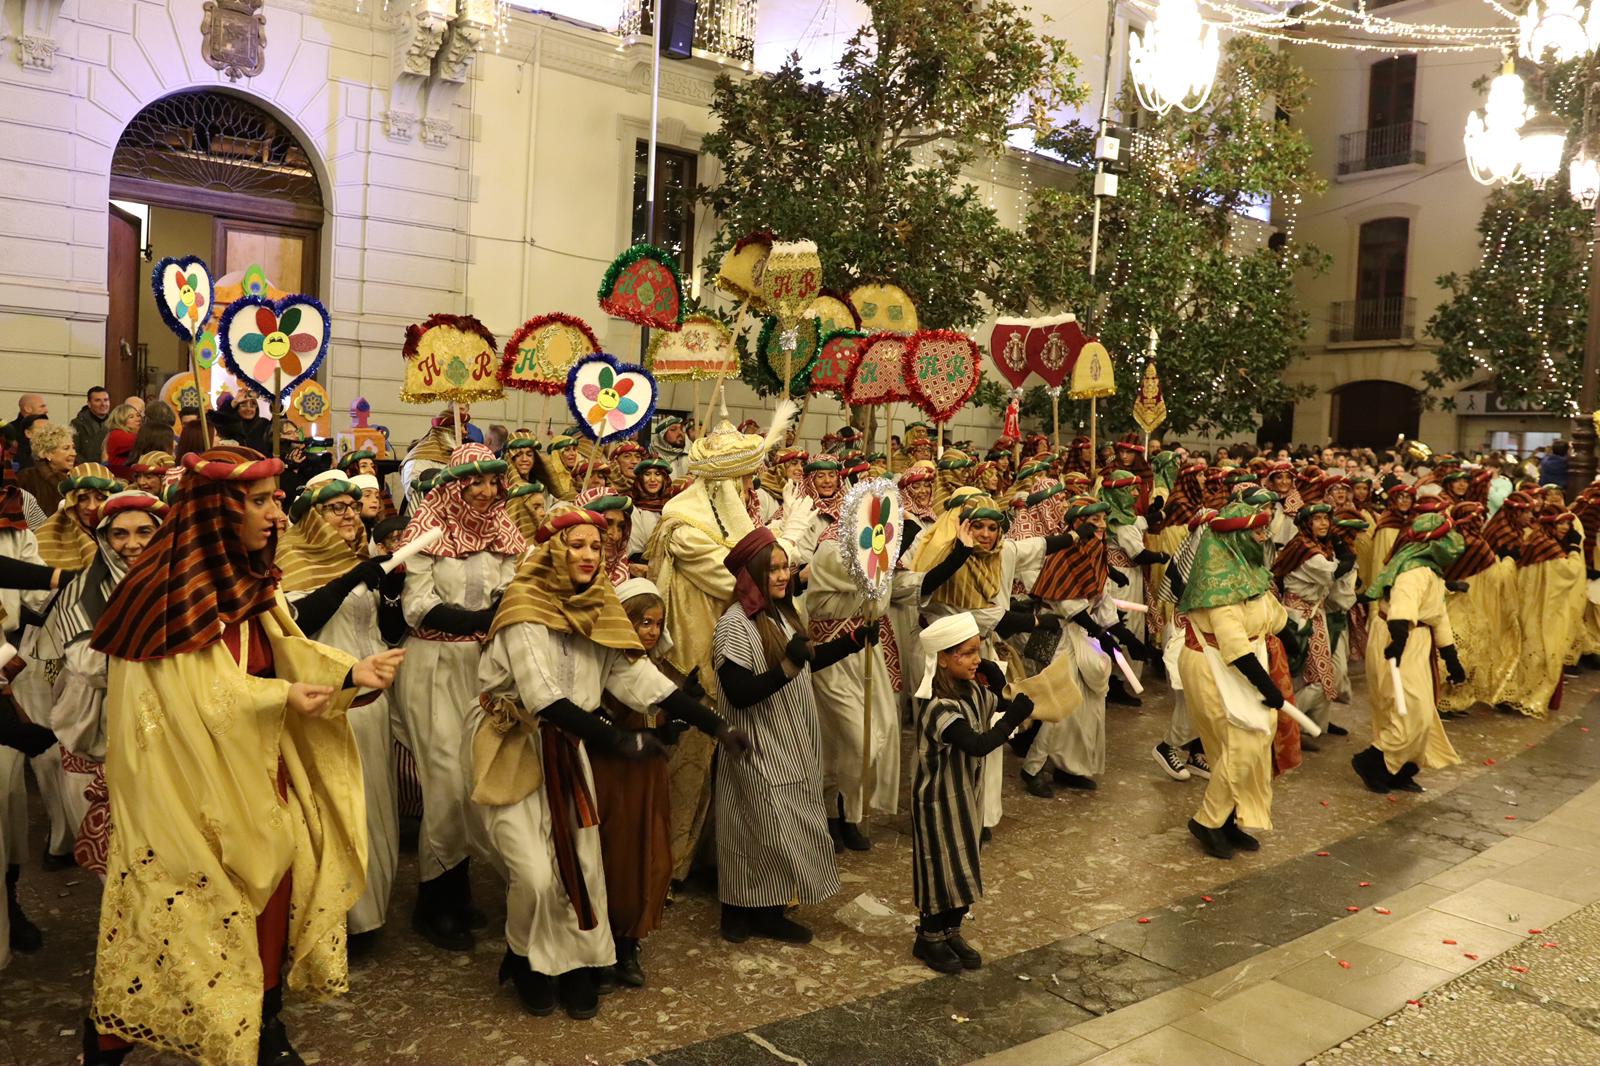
[
  {"left": 171, "top": 265, "right": 207, "bottom": 326},
  {"left": 858, "top": 494, "right": 896, "bottom": 581},
  {"left": 237, "top": 304, "right": 318, "bottom": 381},
  {"left": 581, "top": 365, "right": 639, "bottom": 431}
]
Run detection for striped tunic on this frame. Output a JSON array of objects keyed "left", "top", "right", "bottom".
[
  {"left": 712, "top": 607, "right": 841, "bottom": 908},
  {"left": 911, "top": 684, "right": 994, "bottom": 914}
]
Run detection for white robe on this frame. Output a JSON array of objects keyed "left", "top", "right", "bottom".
[
  {"left": 396, "top": 549, "right": 517, "bottom": 882},
  {"left": 472, "top": 622, "right": 675, "bottom": 973},
  {"left": 1025, "top": 593, "right": 1115, "bottom": 776}
]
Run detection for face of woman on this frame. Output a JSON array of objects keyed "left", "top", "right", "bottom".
[
  {"left": 318, "top": 495, "right": 361, "bottom": 545},
  {"left": 126, "top": 411, "right": 143, "bottom": 433},
  {"left": 360, "top": 488, "right": 381, "bottom": 519},
  {"left": 241, "top": 478, "right": 284, "bottom": 552},
  {"left": 1353, "top": 484, "right": 1371, "bottom": 504},
  {"left": 74, "top": 490, "right": 109, "bottom": 530},
  {"left": 237, "top": 396, "right": 258, "bottom": 422},
  {"left": 603, "top": 511, "right": 626, "bottom": 549},
  {"left": 765, "top": 546, "right": 791, "bottom": 601},
  {"left": 1308, "top": 513, "right": 1331, "bottom": 538},
  {"left": 1447, "top": 479, "right": 1468, "bottom": 498},
  {"left": 106, "top": 511, "right": 158, "bottom": 565},
  {"left": 938, "top": 634, "right": 982, "bottom": 681},
  {"left": 512, "top": 451, "right": 534, "bottom": 477},
  {"left": 46, "top": 442, "right": 76, "bottom": 473},
  {"left": 1393, "top": 493, "right": 1414, "bottom": 513},
  {"left": 812, "top": 470, "right": 840, "bottom": 498},
  {"left": 559, "top": 448, "right": 579, "bottom": 471},
  {"left": 1251, "top": 525, "right": 1271, "bottom": 544},
  {"left": 979, "top": 469, "right": 999, "bottom": 491},
  {"left": 1554, "top": 520, "right": 1573, "bottom": 539},
  {"left": 528, "top": 494, "right": 547, "bottom": 527},
  {"left": 1544, "top": 488, "right": 1564, "bottom": 508},
  {"left": 133, "top": 471, "right": 163, "bottom": 493},
  {"left": 970, "top": 518, "right": 1001, "bottom": 551},
  {"left": 462, "top": 473, "right": 498, "bottom": 512},
  {"left": 781, "top": 459, "right": 804, "bottom": 481},
  {"left": 565, "top": 524, "right": 603, "bottom": 587},
  {"left": 357, "top": 458, "right": 377, "bottom": 476},
  {"left": 634, "top": 604, "right": 665, "bottom": 652},
  {"left": 1326, "top": 486, "right": 1350, "bottom": 508},
  {"left": 640, "top": 470, "right": 665, "bottom": 495},
  {"left": 1085, "top": 512, "right": 1108, "bottom": 538}
]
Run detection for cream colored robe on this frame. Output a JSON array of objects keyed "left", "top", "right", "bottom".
[
  {"left": 1364, "top": 568, "right": 1461, "bottom": 775},
  {"left": 1494, "top": 553, "right": 1586, "bottom": 717},
  {"left": 93, "top": 599, "right": 363, "bottom": 1066},
  {"left": 1439, "top": 558, "right": 1520, "bottom": 713}
]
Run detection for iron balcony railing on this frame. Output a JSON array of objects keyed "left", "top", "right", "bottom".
[
  {"left": 1337, "top": 121, "right": 1427, "bottom": 175},
  {"left": 1329, "top": 297, "right": 1416, "bottom": 343}
]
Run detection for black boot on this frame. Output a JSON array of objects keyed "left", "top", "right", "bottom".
[
  {"left": 258, "top": 986, "right": 304, "bottom": 1066},
  {"left": 411, "top": 871, "right": 474, "bottom": 952},
  {"left": 41, "top": 846, "right": 75, "bottom": 871},
  {"left": 749, "top": 904, "right": 813, "bottom": 944},
  {"left": 1051, "top": 769, "right": 1097, "bottom": 790},
  {"left": 720, "top": 903, "right": 752, "bottom": 943},
  {"left": 499, "top": 948, "right": 556, "bottom": 1015},
  {"left": 80, "top": 1020, "right": 129, "bottom": 1066},
  {"left": 1221, "top": 811, "right": 1260, "bottom": 851},
  {"left": 946, "top": 931, "right": 982, "bottom": 970},
  {"left": 592, "top": 962, "right": 618, "bottom": 995},
  {"left": 455, "top": 857, "right": 488, "bottom": 930},
  {"left": 1350, "top": 746, "right": 1393, "bottom": 794},
  {"left": 912, "top": 929, "right": 962, "bottom": 974},
  {"left": 826, "top": 816, "right": 845, "bottom": 853},
  {"left": 1107, "top": 676, "right": 1142, "bottom": 707},
  {"left": 558, "top": 967, "right": 600, "bottom": 1020},
  {"left": 1019, "top": 767, "right": 1055, "bottom": 798},
  {"left": 614, "top": 936, "right": 646, "bottom": 988},
  {"left": 836, "top": 795, "right": 871, "bottom": 851},
  {"left": 1188, "top": 818, "right": 1234, "bottom": 860},
  {"left": 6, "top": 864, "right": 41, "bottom": 953},
  {"left": 1393, "top": 761, "right": 1425, "bottom": 793}
]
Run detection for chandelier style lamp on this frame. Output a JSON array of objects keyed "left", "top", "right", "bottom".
[
  {"left": 1571, "top": 147, "right": 1600, "bottom": 208},
  {"left": 1464, "top": 59, "right": 1536, "bottom": 186},
  {"left": 1519, "top": 111, "right": 1570, "bottom": 189},
  {"left": 1128, "top": 0, "right": 1221, "bottom": 115},
  {"left": 1518, "top": 0, "right": 1600, "bottom": 63}
]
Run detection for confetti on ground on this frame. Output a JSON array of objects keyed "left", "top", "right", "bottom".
[
  {"left": 1359, "top": 881, "right": 1372, "bottom": 887},
  {"left": 951, "top": 1014, "right": 970, "bottom": 1024},
  {"left": 1320, "top": 800, "right": 1330, "bottom": 807},
  {"left": 1509, "top": 965, "right": 1529, "bottom": 974},
  {"left": 1406, "top": 999, "right": 1422, "bottom": 1007},
  {"left": 1338, "top": 960, "right": 1352, "bottom": 969},
  {"left": 1346, "top": 906, "right": 1361, "bottom": 912},
  {"left": 1505, "top": 815, "right": 1518, "bottom": 821},
  {"left": 1017, "top": 974, "right": 1031, "bottom": 982},
  {"left": 1201, "top": 896, "right": 1213, "bottom": 903},
  {"left": 1375, "top": 907, "right": 1392, "bottom": 915},
  {"left": 1464, "top": 953, "right": 1480, "bottom": 961},
  {"left": 1137, "top": 917, "right": 1151, "bottom": 924},
  {"left": 1483, "top": 758, "right": 1497, "bottom": 766},
  {"left": 1528, "top": 928, "right": 1542, "bottom": 934},
  {"left": 1543, "top": 942, "right": 1559, "bottom": 948},
  {"left": 1442, "top": 939, "right": 1457, "bottom": 945},
  {"left": 1317, "top": 851, "right": 1330, "bottom": 857}
]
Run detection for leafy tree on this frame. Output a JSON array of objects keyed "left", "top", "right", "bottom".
[
  {"left": 694, "top": 0, "right": 1087, "bottom": 395},
  {"left": 1425, "top": 58, "right": 1591, "bottom": 413}
]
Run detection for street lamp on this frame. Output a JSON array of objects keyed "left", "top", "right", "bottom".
[
  {"left": 1520, "top": 111, "right": 1571, "bottom": 188},
  {"left": 1128, "top": 0, "right": 1220, "bottom": 116},
  {"left": 1518, "top": 0, "right": 1600, "bottom": 64},
  {"left": 1572, "top": 147, "right": 1600, "bottom": 209},
  {"left": 1465, "top": 61, "right": 1534, "bottom": 186}
]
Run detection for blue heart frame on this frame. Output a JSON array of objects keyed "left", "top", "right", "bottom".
[
  {"left": 565, "top": 351, "right": 659, "bottom": 445},
  {"left": 150, "top": 255, "right": 215, "bottom": 342},
  {"left": 217, "top": 293, "right": 333, "bottom": 405}
]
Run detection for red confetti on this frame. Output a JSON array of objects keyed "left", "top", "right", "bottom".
[
  {"left": 1317, "top": 851, "right": 1330, "bottom": 857},
  {"left": 1543, "top": 942, "right": 1559, "bottom": 949},
  {"left": 1509, "top": 965, "right": 1529, "bottom": 974},
  {"left": 1346, "top": 905, "right": 1361, "bottom": 912},
  {"left": 1338, "top": 960, "right": 1352, "bottom": 969},
  {"left": 1406, "top": 999, "right": 1422, "bottom": 1007},
  {"left": 1528, "top": 929, "right": 1542, "bottom": 934},
  {"left": 1387, "top": 796, "right": 1399, "bottom": 804},
  {"left": 1584, "top": 727, "right": 1591, "bottom": 733},
  {"left": 1483, "top": 757, "right": 1497, "bottom": 766},
  {"left": 1137, "top": 917, "right": 1151, "bottom": 924},
  {"left": 1359, "top": 881, "right": 1372, "bottom": 887},
  {"left": 1375, "top": 907, "right": 1393, "bottom": 915},
  {"left": 1442, "top": 939, "right": 1457, "bottom": 945},
  {"left": 1320, "top": 800, "right": 1330, "bottom": 807},
  {"left": 1464, "top": 953, "right": 1480, "bottom": 960},
  {"left": 1505, "top": 815, "right": 1518, "bottom": 821},
  {"left": 1201, "top": 896, "right": 1213, "bottom": 903}
]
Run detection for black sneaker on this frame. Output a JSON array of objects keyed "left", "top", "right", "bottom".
[
  {"left": 1019, "top": 768, "right": 1054, "bottom": 798},
  {"left": 41, "top": 848, "right": 75, "bottom": 872},
  {"left": 7, "top": 901, "right": 42, "bottom": 954},
  {"left": 1153, "top": 742, "right": 1192, "bottom": 781},
  {"left": 1185, "top": 750, "right": 1212, "bottom": 780},
  {"left": 1107, "top": 678, "right": 1142, "bottom": 707},
  {"left": 558, "top": 968, "right": 600, "bottom": 1021},
  {"left": 912, "top": 933, "right": 963, "bottom": 974},
  {"left": 1187, "top": 818, "right": 1234, "bottom": 860},
  {"left": 946, "top": 931, "right": 982, "bottom": 970},
  {"left": 258, "top": 1016, "right": 306, "bottom": 1066}
]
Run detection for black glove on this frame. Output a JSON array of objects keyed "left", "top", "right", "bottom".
[
  {"left": 1563, "top": 529, "right": 1582, "bottom": 550},
  {"left": 784, "top": 633, "right": 814, "bottom": 668},
  {"left": 1384, "top": 618, "right": 1411, "bottom": 662},
  {"left": 1167, "top": 568, "right": 1186, "bottom": 600},
  {"left": 352, "top": 558, "right": 388, "bottom": 590},
  {"left": 1034, "top": 611, "right": 1062, "bottom": 633},
  {"left": 1073, "top": 519, "right": 1099, "bottom": 541},
  {"left": 1132, "top": 549, "right": 1170, "bottom": 566},
  {"left": 0, "top": 705, "right": 57, "bottom": 758},
  {"left": 1276, "top": 619, "right": 1307, "bottom": 664},
  {"left": 1042, "top": 532, "right": 1079, "bottom": 555},
  {"left": 1499, "top": 545, "right": 1522, "bottom": 561},
  {"left": 1108, "top": 568, "right": 1129, "bottom": 588},
  {"left": 1230, "top": 653, "right": 1285, "bottom": 709},
  {"left": 976, "top": 658, "right": 1007, "bottom": 692},
  {"left": 421, "top": 603, "right": 494, "bottom": 636},
  {"left": 1068, "top": 610, "right": 1105, "bottom": 640},
  {"left": 652, "top": 718, "right": 691, "bottom": 745},
  {"left": 1109, "top": 622, "right": 1153, "bottom": 662},
  {"left": 617, "top": 730, "right": 671, "bottom": 760},
  {"left": 715, "top": 723, "right": 755, "bottom": 758},
  {"left": 1444, "top": 579, "right": 1470, "bottom": 593},
  {"left": 848, "top": 622, "right": 881, "bottom": 647},
  {"left": 1439, "top": 644, "right": 1467, "bottom": 685},
  {"left": 1144, "top": 497, "right": 1165, "bottom": 525},
  {"left": 682, "top": 666, "right": 707, "bottom": 702},
  {"left": 1588, "top": 568, "right": 1600, "bottom": 581},
  {"left": 1007, "top": 692, "right": 1035, "bottom": 720}
]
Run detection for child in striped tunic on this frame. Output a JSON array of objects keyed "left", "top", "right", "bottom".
[{"left": 910, "top": 613, "right": 1035, "bottom": 974}]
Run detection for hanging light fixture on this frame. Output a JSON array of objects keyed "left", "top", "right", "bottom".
[
  {"left": 1128, "top": 0, "right": 1221, "bottom": 116},
  {"left": 1571, "top": 147, "right": 1600, "bottom": 208},
  {"left": 1520, "top": 111, "right": 1570, "bottom": 189},
  {"left": 1465, "top": 59, "right": 1535, "bottom": 186},
  {"left": 1518, "top": 0, "right": 1600, "bottom": 64}
]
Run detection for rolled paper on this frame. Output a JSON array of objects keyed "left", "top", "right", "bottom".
[
  {"left": 1111, "top": 647, "right": 1144, "bottom": 694},
  {"left": 0, "top": 642, "right": 15, "bottom": 667},
  {"left": 382, "top": 527, "right": 443, "bottom": 573},
  {"left": 1112, "top": 598, "right": 1148, "bottom": 614},
  {"left": 1389, "top": 658, "right": 1408, "bottom": 718},
  {"left": 1279, "top": 700, "right": 1321, "bottom": 738}
]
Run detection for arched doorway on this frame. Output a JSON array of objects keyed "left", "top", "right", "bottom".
[
  {"left": 104, "top": 89, "right": 325, "bottom": 401},
  {"left": 1330, "top": 380, "right": 1420, "bottom": 447}
]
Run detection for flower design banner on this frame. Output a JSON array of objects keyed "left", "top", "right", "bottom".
[
  {"left": 566, "top": 353, "right": 658, "bottom": 444},
  {"left": 838, "top": 478, "right": 902, "bottom": 602},
  {"left": 151, "top": 256, "right": 214, "bottom": 342},
  {"left": 218, "top": 294, "right": 331, "bottom": 404},
  {"left": 647, "top": 312, "right": 740, "bottom": 381}
]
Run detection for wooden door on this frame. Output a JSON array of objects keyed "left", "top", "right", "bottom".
[
  {"left": 1367, "top": 56, "right": 1416, "bottom": 130},
  {"left": 105, "top": 204, "right": 142, "bottom": 400},
  {"left": 1355, "top": 217, "right": 1410, "bottom": 339},
  {"left": 213, "top": 217, "right": 319, "bottom": 294}
]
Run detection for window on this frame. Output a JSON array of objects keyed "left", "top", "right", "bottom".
[
  {"left": 631, "top": 142, "right": 698, "bottom": 278},
  {"left": 1349, "top": 217, "right": 1410, "bottom": 340}
]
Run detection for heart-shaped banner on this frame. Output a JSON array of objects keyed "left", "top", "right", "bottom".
[
  {"left": 838, "top": 477, "right": 902, "bottom": 601},
  {"left": 844, "top": 334, "right": 911, "bottom": 407},
  {"left": 151, "top": 256, "right": 214, "bottom": 342},
  {"left": 848, "top": 282, "right": 919, "bottom": 334},
  {"left": 807, "top": 289, "right": 860, "bottom": 336},
  {"left": 500, "top": 312, "right": 601, "bottom": 396},
  {"left": 219, "top": 294, "right": 331, "bottom": 404},
  {"left": 812, "top": 329, "right": 867, "bottom": 396},
  {"left": 1025, "top": 314, "right": 1087, "bottom": 388},
  {"left": 401, "top": 313, "right": 504, "bottom": 405},
  {"left": 904, "top": 329, "right": 981, "bottom": 424},
  {"left": 989, "top": 318, "right": 1033, "bottom": 390},
  {"left": 566, "top": 352, "right": 658, "bottom": 444}
]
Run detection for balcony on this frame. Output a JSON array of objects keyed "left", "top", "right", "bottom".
[
  {"left": 1329, "top": 297, "right": 1416, "bottom": 344},
  {"left": 1337, "top": 121, "right": 1427, "bottom": 176}
]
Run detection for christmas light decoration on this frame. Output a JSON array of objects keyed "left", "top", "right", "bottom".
[
  {"left": 1129, "top": 0, "right": 1221, "bottom": 115},
  {"left": 1518, "top": 0, "right": 1600, "bottom": 63},
  {"left": 1465, "top": 60, "right": 1534, "bottom": 186}
]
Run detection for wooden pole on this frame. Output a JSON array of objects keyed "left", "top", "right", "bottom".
[
  {"left": 692, "top": 378, "right": 702, "bottom": 434},
  {"left": 580, "top": 442, "right": 600, "bottom": 493},
  {"left": 453, "top": 400, "right": 464, "bottom": 450},
  {"left": 885, "top": 403, "right": 895, "bottom": 474},
  {"left": 271, "top": 369, "right": 283, "bottom": 458},
  {"left": 1089, "top": 397, "right": 1098, "bottom": 477},
  {"left": 858, "top": 600, "right": 877, "bottom": 818},
  {"left": 936, "top": 421, "right": 943, "bottom": 459},
  {"left": 1052, "top": 391, "right": 1061, "bottom": 450},
  {"left": 191, "top": 338, "right": 210, "bottom": 444}
]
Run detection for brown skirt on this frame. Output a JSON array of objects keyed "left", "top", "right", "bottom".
[{"left": 589, "top": 748, "right": 673, "bottom": 940}]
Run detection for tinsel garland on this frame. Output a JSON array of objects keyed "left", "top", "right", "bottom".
[
  {"left": 598, "top": 243, "right": 685, "bottom": 331},
  {"left": 500, "top": 311, "right": 602, "bottom": 396}
]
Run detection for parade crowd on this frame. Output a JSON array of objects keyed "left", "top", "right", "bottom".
[{"left": 0, "top": 386, "right": 1593, "bottom": 1066}]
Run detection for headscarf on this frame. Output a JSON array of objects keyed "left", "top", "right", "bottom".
[
  {"left": 914, "top": 612, "right": 980, "bottom": 700},
  {"left": 486, "top": 507, "right": 641, "bottom": 652},
  {"left": 36, "top": 463, "right": 124, "bottom": 570},
  {"left": 1032, "top": 496, "right": 1111, "bottom": 601},
  {"left": 1178, "top": 502, "right": 1273, "bottom": 613},
  {"left": 403, "top": 414, "right": 459, "bottom": 467},
  {"left": 91, "top": 447, "right": 285, "bottom": 662},
  {"left": 898, "top": 460, "right": 937, "bottom": 522},
  {"left": 42, "top": 491, "right": 166, "bottom": 656},
  {"left": 908, "top": 490, "right": 1006, "bottom": 610},
  {"left": 277, "top": 481, "right": 363, "bottom": 593},
  {"left": 1375, "top": 486, "right": 1416, "bottom": 531},
  {"left": 1482, "top": 491, "right": 1532, "bottom": 556},
  {"left": 803, "top": 454, "right": 846, "bottom": 521},
  {"left": 616, "top": 576, "right": 672, "bottom": 657},
  {"left": 1518, "top": 518, "right": 1570, "bottom": 567},
  {"left": 399, "top": 443, "right": 525, "bottom": 559},
  {"left": 1444, "top": 502, "right": 1496, "bottom": 580},
  {"left": 1365, "top": 514, "right": 1464, "bottom": 601},
  {"left": 1271, "top": 505, "right": 1335, "bottom": 581},
  {"left": 505, "top": 481, "right": 546, "bottom": 541},
  {"left": 575, "top": 487, "right": 633, "bottom": 586},
  {"left": 725, "top": 526, "right": 780, "bottom": 617},
  {"left": 1165, "top": 462, "right": 1206, "bottom": 528},
  {"left": 1101, "top": 470, "right": 1140, "bottom": 527}
]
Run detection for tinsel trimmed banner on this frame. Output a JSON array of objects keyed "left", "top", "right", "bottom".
[
  {"left": 500, "top": 312, "right": 602, "bottom": 396},
  {"left": 648, "top": 312, "right": 741, "bottom": 380},
  {"left": 903, "top": 329, "right": 980, "bottom": 424},
  {"left": 401, "top": 312, "right": 504, "bottom": 405},
  {"left": 599, "top": 244, "right": 684, "bottom": 331}
]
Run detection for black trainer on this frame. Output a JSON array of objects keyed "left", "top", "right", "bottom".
[
  {"left": 1350, "top": 745, "right": 1393, "bottom": 794},
  {"left": 1153, "top": 741, "right": 1192, "bottom": 781}
]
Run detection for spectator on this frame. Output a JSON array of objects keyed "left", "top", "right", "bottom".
[
  {"left": 486, "top": 423, "right": 509, "bottom": 454},
  {"left": 17, "top": 420, "right": 76, "bottom": 513},
  {"left": 103, "top": 402, "right": 144, "bottom": 474},
  {"left": 174, "top": 420, "right": 216, "bottom": 464},
  {"left": 122, "top": 394, "right": 145, "bottom": 414},
  {"left": 1539, "top": 440, "right": 1569, "bottom": 487},
  {"left": 134, "top": 400, "right": 178, "bottom": 456},
  {"left": 226, "top": 390, "right": 272, "bottom": 453},
  {"left": 178, "top": 405, "right": 202, "bottom": 428},
  {"left": 71, "top": 387, "right": 111, "bottom": 462},
  {"left": 4, "top": 392, "right": 49, "bottom": 463}
]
